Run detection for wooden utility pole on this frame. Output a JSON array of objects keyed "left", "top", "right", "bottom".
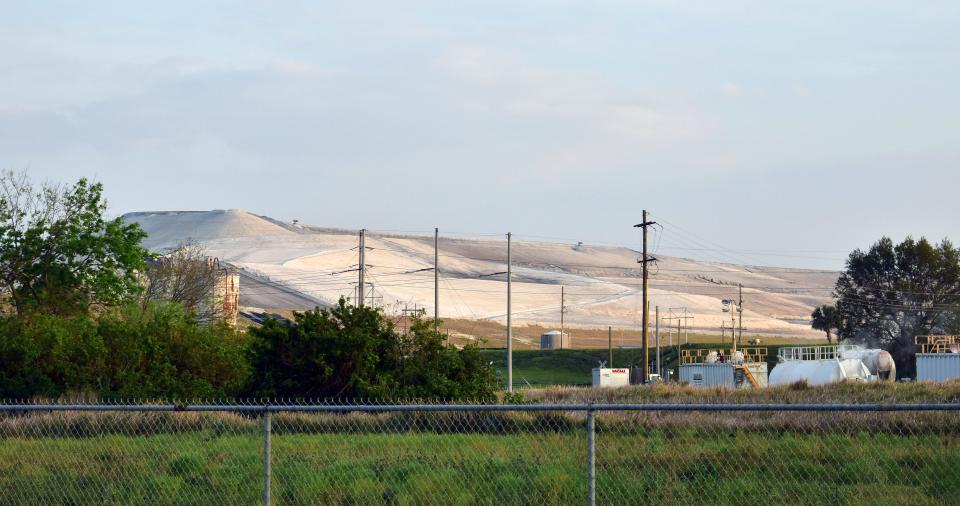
[
  {"left": 608, "top": 326, "right": 613, "bottom": 367},
  {"left": 738, "top": 284, "right": 744, "bottom": 348},
  {"left": 434, "top": 227, "right": 440, "bottom": 332},
  {"left": 634, "top": 211, "right": 656, "bottom": 383},
  {"left": 655, "top": 305, "right": 660, "bottom": 377},
  {"left": 560, "top": 286, "right": 565, "bottom": 349}
]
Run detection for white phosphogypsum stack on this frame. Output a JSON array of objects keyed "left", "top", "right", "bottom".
[{"left": 769, "top": 345, "right": 895, "bottom": 386}]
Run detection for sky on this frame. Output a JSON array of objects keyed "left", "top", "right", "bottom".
[{"left": 1, "top": 1, "right": 958, "bottom": 270}]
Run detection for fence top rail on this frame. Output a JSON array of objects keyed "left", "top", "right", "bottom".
[{"left": 0, "top": 403, "right": 957, "bottom": 413}]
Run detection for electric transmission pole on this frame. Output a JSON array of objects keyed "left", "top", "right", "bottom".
[
  {"left": 634, "top": 210, "right": 656, "bottom": 383},
  {"left": 506, "top": 232, "right": 513, "bottom": 393},
  {"left": 358, "top": 229, "right": 366, "bottom": 306},
  {"left": 434, "top": 227, "right": 440, "bottom": 333}
]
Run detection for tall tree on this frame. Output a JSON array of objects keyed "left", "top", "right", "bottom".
[
  {"left": 0, "top": 171, "right": 149, "bottom": 316},
  {"left": 810, "top": 304, "right": 840, "bottom": 344},
  {"left": 834, "top": 236, "right": 960, "bottom": 377},
  {"left": 143, "top": 241, "right": 230, "bottom": 324}
]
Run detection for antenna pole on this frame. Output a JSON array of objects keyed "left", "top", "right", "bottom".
[{"left": 506, "top": 232, "right": 513, "bottom": 392}]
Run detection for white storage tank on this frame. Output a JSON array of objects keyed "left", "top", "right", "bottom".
[
  {"left": 592, "top": 368, "right": 630, "bottom": 387},
  {"left": 845, "top": 348, "right": 896, "bottom": 380},
  {"left": 769, "top": 345, "right": 875, "bottom": 386},
  {"left": 540, "top": 331, "right": 569, "bottom": 350}
]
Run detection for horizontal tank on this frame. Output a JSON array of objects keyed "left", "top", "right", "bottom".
[
  {"left": 769, "top": 358, "right": 872, "bottom": 386},
  {"left": 844, "top": 348, "right": 896, "bottom": 380}
]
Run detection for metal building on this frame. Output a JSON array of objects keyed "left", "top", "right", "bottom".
[
  {"left": 679, "top": 363, "right": 735, "bottom": 388},
  {"left": 915, "top": 336, "right": 960, "bottom": 382},
  {"left": 678, "top": 348, "right": 768, "bottom": 388}
]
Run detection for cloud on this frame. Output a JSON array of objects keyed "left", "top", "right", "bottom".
[
  {"left": 437, "top": 45, "right": 705, "bottom": 175},
  {"left": 721, "top": 82, "right": 742, "bottom": 97}
]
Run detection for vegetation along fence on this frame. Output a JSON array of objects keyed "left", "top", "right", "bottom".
[{"left": 0, "top": 401, "right": 958, "bottom": 505}]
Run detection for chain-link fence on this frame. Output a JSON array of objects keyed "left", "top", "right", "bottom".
[{"left": 0, "top": 401, "right": 958, "bottom": 505}]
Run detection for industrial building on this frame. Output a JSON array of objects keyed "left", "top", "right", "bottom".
[
  {"left": 678, "top": 347, "right": 768, "bottom": 388},
  {"left": 768, "top": 345, "right": 895, "bottom": 386},
  {"left": 915, "top": 335, "right": 960, "bottom": 381}
]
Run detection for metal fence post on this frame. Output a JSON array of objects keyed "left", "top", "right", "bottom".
[
  {"left": 587, "top": 406, "right": 595, "bottom": 506},
  {"left": 263, "top": 409, "right": 272, "bottom": 506}
]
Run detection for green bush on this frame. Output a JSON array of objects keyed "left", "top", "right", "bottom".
[
  {"left": 246, "top": 299, "right": 496, "bottom": 400},
  {"left": 0, "top": 302, "right": 250, "bottom": 399}
]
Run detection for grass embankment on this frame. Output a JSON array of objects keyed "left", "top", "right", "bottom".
[
  {"left": 443, "top": 318, "right": 825, "bottom": 349},
  {"left": 0, "top": 422, "right": 957, "bottom": 505},
  {"left": 481, "top": 343, "right": 813, "bottom": 388}
]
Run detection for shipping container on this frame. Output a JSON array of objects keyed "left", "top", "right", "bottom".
[
  {"left": 679, "top": 363, "right": 735, "bottom": 388},
  {"left": 916, "top": 353, "right": 960, "bottom": 382}
]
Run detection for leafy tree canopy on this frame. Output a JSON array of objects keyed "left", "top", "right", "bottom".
[
  {"left": 810, "top": 304, "right": 841, "bottom": 344},
  {"left": 0, "top": 171, "right": 149, "bottom": 317},
  {"left": 0, "top": 301, "right": 250, "bottom": 399},
  {"left": 246, "top": 299, "right": 497, "bottom": 400},
  {"left": 834, "top": 236, "right": 960, "bottom": 377}
]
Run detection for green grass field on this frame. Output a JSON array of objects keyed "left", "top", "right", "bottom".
[{"left": 0, "top": 426, "right": 956, "bottom": 505}]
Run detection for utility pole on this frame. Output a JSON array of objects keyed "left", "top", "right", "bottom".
[
  {"left": 560, "top": 286, "right": 565, "bottom": 349},
  {"left": 608, "top": 326, "right": 613, "bottom": 368},
  {"left": 655, "top": 305, "right": 660, "bottom": 377},
  {"left": 634, "top": 210, "right": 657, "bottom": 383},
  {"left": 738, "top": 284, "right": 744, "bottom": 348},
  {"left": 434, "top": 227, "right": 440, "bottom": 333},
  {"left": 667, "top": 316, "right": 673, "bottom": 348},
  {"left": 506, "top": 232, "right": 513, "bottom": 393},
  {"left": 676, "top": 318, "right": 681, "bottom": 354},
  {"left": 358, "top": 229, "right": 366, "bottom": 306}
]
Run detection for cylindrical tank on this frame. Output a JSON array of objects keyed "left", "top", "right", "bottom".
[
  {"left": 769, "top": 359, "right": 872, "bottom": 386},
  {"left": 855, "top": 349, "right": 897, "bottom": 381},
  {"left": 540, "top": 331, "right": 568, "bottom": 350}
]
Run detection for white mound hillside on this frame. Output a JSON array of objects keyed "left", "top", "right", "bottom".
[
  {"left": 125, "top": 209, "right": 294, "bottom": 251},
  {"left": 123, "top": 209, "right": 838, "bottom": 338}
]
